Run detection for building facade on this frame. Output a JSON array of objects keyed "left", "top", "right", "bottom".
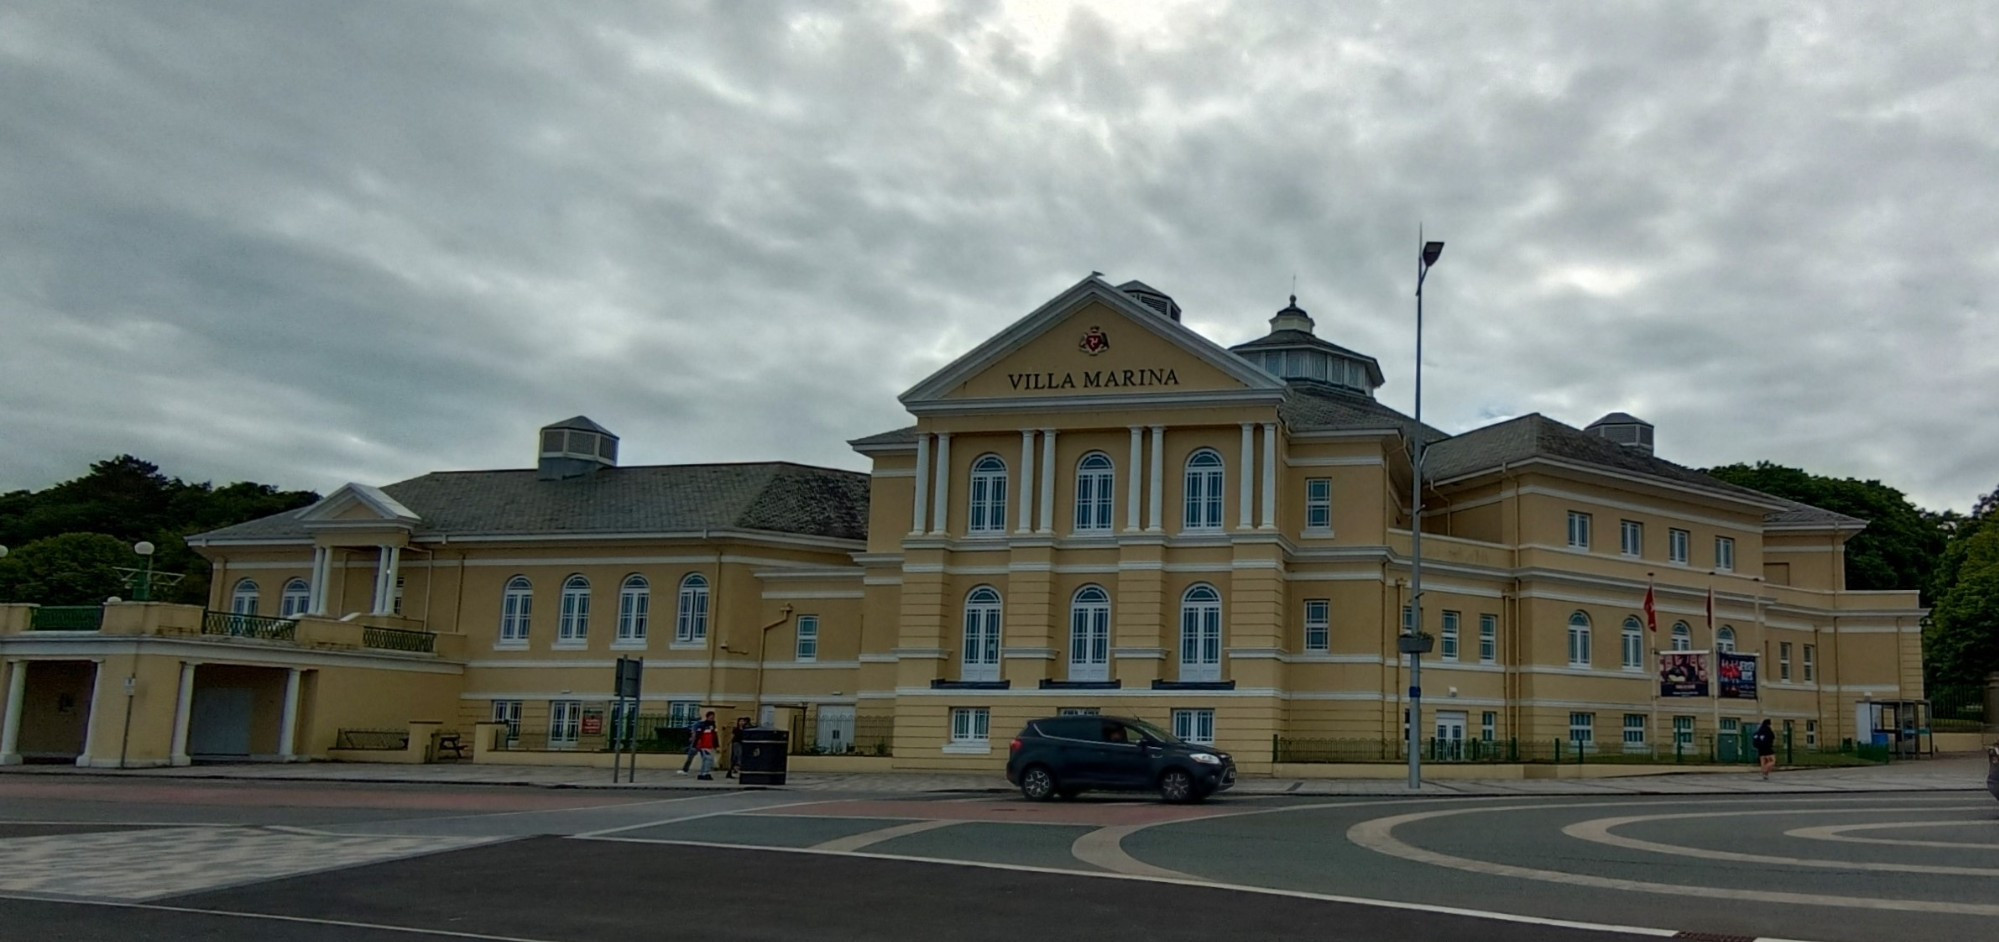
[{"left": 0, "top": 275, "right": 1924, "bottom": 771}]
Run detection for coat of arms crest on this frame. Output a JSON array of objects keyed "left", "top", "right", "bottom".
[{"left": 1078, "top": 326, "right": 1111, "bottom": 355}]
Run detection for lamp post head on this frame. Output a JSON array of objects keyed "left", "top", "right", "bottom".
[
  {"left": 1421, "top": 241, "right": 1445, "bottom": 266},
  {"left": 134, "top": 541, "right": 155, "bottom": 557},
  {"left": 0, "top": 545, "right": 8, "bottom": 560}
]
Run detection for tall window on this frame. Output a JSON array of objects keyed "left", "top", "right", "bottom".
[
  {"left": 1803, "top": 644, "right": 1816, "bottom": 682},
  {"left": 1779, "top": 641, "right": 1793, "bottom": 681},
  {"left": 616, "top": 575, "right": 649, "bottom": 644},
  {"left": 1440, "top": 611, "right": 1460, "bottom": 661},
  {"left": 393, "top": 575, "right": 405, "bottom": 615},
  {"left": 1622, "top": 616, "right": 1644, "bottom": 670},
  {"left": 1623, "top": 714, "right": 1647, "bottom": 751},
  {"left": 1620, "top": 520, "right": 1643, "bottom": 557},
  {"left": 1715, "top": 536, "right": 1736, "bottom": 572},
  {"left": 1402, "top": 604, "right": 1414, "bottom": 635},
  {"left": 1305, "top": 478, "right": 1332, "bottom": 530},
  {"left": 1304, "top": 599, "right": 1330, "bottom": 652},
  {"left": 795, "top": 615, "right": 819, "bottom": 662},
  {"left": 1805, "top": 719, "right": 1818, "bottom": 747},
  {"left": 490, "top": 700, "right": 522, "bottom": 744},
  {"left": 1179, "top": 584, "right": 1222, "bottom": 682},
  {"left": 1567, "top": 511, "right": 1592, "bottom": 549},
  {"left": 950, "top": 707, "right": 990, "bottom": 744},
  {"left": 675, "top": 574, "right": 709, "bottom": 643},
  {"left": 280, "top": 579, "right": 310, "bottom": 618},
  {"left": 667, "top": 700, "right": 701, "bottom": 729},
  {"left": 1183, "top": 449, "right": 1224, "bottom": 530},
  {"left": 557, "top": 575, "right": 590, "bottom": 643},
  {"left": 1569, "top": 712, "right": 1595, "bottom": 749},
  {"left": 231, "top": 579, "right": 260, "bottom": 615},
  {"left": 1567, "top": 612, "right": 1592, "bottom": 667},
  {"left": 1671, "top": 621, "right": 1691, "bottom": 652},
  {"left": 968, "top": 455, "right": 1008, "bottom": 534},
  {"left": 499, "top": 576, "right": 533, "bottom": 643},
  {"left": 963, "top": 586, "right": 1002, "bottom": 682},
  {"left": 1074, "top": 453, "right": 1114, "bottom": 533},
  {"left": 1481, "top": 711, "right": 1497, "bottom": 742},
  {"left": 1674, "top": 715, "right": 1694, "bottom": 747},
  {"left": 1716, "top": 625, "right": 1736, "bottom": 653},
  {"left": 549, "top": 700, "right": 582, "bottom": 746},
  {"left": 1172, "top": 708, "right": 1215, "bottom": 745},
  {"left": 1068, "top": 586, "right": 1110, "bottom": 682},
  {"left": 1669, "top": 528, "right": 1690, "bottom": 564},
  {"left": 1479, "top": 614, "right": 1497, "bottom": 663}
]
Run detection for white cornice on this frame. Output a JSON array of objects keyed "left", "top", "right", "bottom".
[{"left": 905, "top": 387, "right": 1286, "bottom": 416}]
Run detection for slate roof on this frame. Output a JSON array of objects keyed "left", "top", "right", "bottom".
[
  {"left": 192, "top": 462, "right": 870, "bottom": 544},
  {"left": 1281, "top": 385, "right": 1446, "bottom": 442},
  {"left": 1762, "top": 497, "right": 1868, "bottom": 529},
  {"left": 543, "top": 415, "right": 616, "bottom": 435},
  {"left": 849, "top": 426, "right": 919, "bottom": 449}
]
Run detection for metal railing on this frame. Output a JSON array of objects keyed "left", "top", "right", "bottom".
[
  {"left": 201, "top": 609, "right": 297, "bottom": 641},
  {"left": 29, "top": 606, "right": 104, "bottom": 631},
  {"left": 1271, "top": 733, "right": 1890, "bottom": 767},
  {"left": 362, "top": 626, "right": 437, "bottom": 653},
  {"left": 789, "top": 714, "right": 894, "bottom": 756},
  {"left": 1929, "top": 685, "right": 1987, "bottom": 732},
  {"left": 335, "top": 728, "right": 410, "bottom": 750}
]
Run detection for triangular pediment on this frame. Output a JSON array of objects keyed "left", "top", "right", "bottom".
[
  {"left": 296, "top": 482, "right": 421, "bottom": 529},
  {"left": 901, "top": 276, "right": 1283, "bottom": 409}
]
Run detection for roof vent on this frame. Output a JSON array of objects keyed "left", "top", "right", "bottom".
[
  {"left": 538, "top": 415, "right": 619, "bottom": 480},
  {"left": 1117, "top": 280, "right": 1181, "bottom": 322},
  {"left": 1585, "top": 412, "right": 1654, "bottom": 456}
]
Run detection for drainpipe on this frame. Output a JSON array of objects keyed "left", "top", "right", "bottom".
[
  {"left": 701, "top": 534, "right": 721, "bottom": 709},
  {"left": 752, "top": 605, "right": 795, "bottom": 723}
]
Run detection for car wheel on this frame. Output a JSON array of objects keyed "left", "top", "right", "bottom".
[
  {"left": 1020, "top": 765, "right": 1057, "bottom": 801},
  {"left": 1159, "top": 768, "right": 1196, "bottom": 803}
]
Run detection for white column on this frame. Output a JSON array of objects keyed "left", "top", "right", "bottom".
[
  {"left": 169, "top": 661, "right": 196, "bottom": 766},
  {"left": 306, "top": 547, "right": 328, "bottom": 615},
  {"left": 386, "top": 546, "right": 401, "bottom": 613},
  {"left": 1018, "top": 430, "right": 1036, "bottom": 533},
  {"left": 1261, "top": 422, "right": 1279, "bottom": 530},
  {"left": 278, "top": 668, "right": 303, "bottom": 761},
  {"left": 1238, "top": 423, "right": 1255, "bottom": 531},
  {"left": 910, "top": 433, "right": 930, "bottom": 535},
  {"left": 1147, "top": 425, "right": 1165, "bottom": 532},
  {"left": 372, "top": 546, "right": 400, "bottom": 615},
  {"left": 75, "top": 660, "right": 105, "bottom": 767},
  {"left": 930, "top": 432, "right": 952, "bottom": 535},
  {"left": 1, "top": 660, "right": 26, "bottom": 765},
  {"left": 1125, "top": 426, "right": 1143, "bottom": 531},
  {"left": 1037, "top": 428, "right": 1057, "bottom": 533}
]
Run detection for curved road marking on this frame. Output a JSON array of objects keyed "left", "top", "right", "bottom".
[
  {"left": 813, "top": 819, "right": 959, "bottom": 852},
  {"left": 1785, "top": 819, "right": 1999, "bottom": 850},
  {"left": 0, "top": 892, "right": 572, "bottom": 941},
  {"left": 1562, "top": 806, "right": 1999, "bottom": 876},
  {"left": 1347, "top": 802, "right": 1999, "bottom": 916},
  {"left": 1070, "top": 823, "right": 1194, "bottom": 879}
]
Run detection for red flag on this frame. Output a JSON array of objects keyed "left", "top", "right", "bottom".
[{"left": 1643, "top": 582, "right": 1657, "bottom": 633}]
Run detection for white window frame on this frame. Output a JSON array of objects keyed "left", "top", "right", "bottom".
[
  {"left": 550, "top": 700, "right": 582, "bottom": 747},
  {"left": 557, "top": 575, "right": 590, "bottom": 645},
  {"left": 231, "top": 579, "right": 260, "bottom": 615},
  {"left": 675, "top": 574, "right": 709, "bottom": 645},
  {"left": 1622, "top": 713, "right": 1647, "bottom": 752},
  {"left": 1068, "top": 586, "right": 1110, "bottom": 682},
  {"left": 616, "top": 574, "right": 649, "bottom": 645},
  {"left": 393, "top": 575, "right": 405, "bottom": 615},
  {"left": 1674, "top": 715, "right": 1695, "bottom": 747},
  {"left": 1569, "top": 712, "right": 1595, "bottom": 749},
  {"left": 1716, "top": 625, "right": 1736, "bottom": 653},
  {"left": 1805, "top": 719, "right": 1818, "bottom": 747},
  {"left": 1303, "top": 599, "right": 1330, "bottom": 653},
  {"left": 1440, "top": 611, "right": 1460, "bottom": 661},
  {"left": 667, "top": 700, "right": 701, "bottom": 729},
  {"left": 1671, "top": 621, "right": 1692, "bottom": 652},
  {"left": 1567, "top": 612, "right": 1592, "bottom": 667},
  {"left": 1621, "top": 617, "right": 1643, "bottom": 670},
  {"left": 795, "top": 614, "right": 819, "bottom": 662},
  {"left": 968, "top": 454, "right": 1008, "bottom": 535},
  {"left": 1620, "top": 520, "right": 1643, "bottom": 557},
  {"left": 1803, "top": 644, "right": 1815, "bottom": 682},
  {"left": 1179, "top": 584, "right": 1223, "bottom": 682},
  {"left": 1669, "top": 528, "right": 1690, "bottom": 564},
  {"left": 1715, "top": 536, "right": 1735, "bottom": 572},
  {"left": 1183, "top": 449, "right": 1225, "bottom": 531},
  {"left": 1073, "top": 453, "right": 1114, "bottom": 533},
  {"left": 499, "top": 576, "right": 532, "bottom": 645},
  {"left": 1779, "top": 642, "right": 1792, "bottom": 681},
  {"left": 947, "top": 707, "right": 991, "bottom": 753},
  {"left": 1478, "top": 614, "right": 1497, "bottom": 664},
  {"left": 609, "top": 699, "right": 641, "bottom": 743},
  {"left": 1172, "top": 708, "right": 1215, "bottom": 745},
  {"left": 280, "top": 578, "right": 310, "bottom": 618},
  {"left": 1481, "top": 711, "right": 1496, "bottom": 743},
  {"left": 490, "top": 700, "right": 522, "bottom": 744},
  {"left": 962, "top": 586, "right": 1002, "bottom": 683},
  {"left": 1567, "top": 511, "right": 1592, "bottom": 549},
  {"left": 1304, "top": 477, "right": 1332, "bottom": 531}
]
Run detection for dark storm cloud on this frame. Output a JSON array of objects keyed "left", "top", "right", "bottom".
[{"left": 1, "top": 1, "right": 1992, "bottom": 511}]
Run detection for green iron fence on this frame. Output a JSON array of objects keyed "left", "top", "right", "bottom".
[
  {"left": 362, "top": 626, "right": 437, "bottom": 653},
  {"left": 789, "top": 713, "right": 895, "bottom": 756},
  {"left": 1929, "top": 685, "right": 1987, "bottom": 732},
  {"left": 29, "top": 606, "right": 104, "bottom": 631},
  {"left": 201, "top": 609, "right": 297, "bottom": 641},
  {"left": 335, "top": 728, "right": 410, "bottom": 750},
  {"left": 1271, "top": 733, "right": 1889, "bottom": 768}
]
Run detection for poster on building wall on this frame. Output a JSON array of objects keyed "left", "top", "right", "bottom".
[
  {"left": 1718, "top": 652, "right": 1759, "bottom": 700},
  {"left": 581, "top": 709, "right": 605, "bottom": 736},
  {"left": 1658, "top": 652, "right": 1710, "bottom": 698}
]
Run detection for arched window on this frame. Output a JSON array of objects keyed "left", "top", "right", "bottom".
[
  {"left": 1621, "top": 616, "right": 1643, "bottom": 670},
  {"left": 1180, "top": 584, "right": 1223, "bottom": 682},
  {"left": 1074, "top": 453, "right": 1115, "bottom": 533},
  {"left": 675, "top": 574, "right": 710, "bottom": 643},
  {"left": 962, "top": 586, "right": 1002, "bottom": 682},
  {"left": 558, "top": 575, "right": 590, "bottom": 643},
  {"left": 1567, "top": 612, "right": 1592, "bottom": 667},
  {"left": 231, "top": 579, "right": 260, "bottom": 615},
  {"left": 1671, "top": 621, "right": 1692, "bottom": 652},
  {"left": 280, "top": 578, "right": 310, "bottom": 618},
  {"left": 968, "top": 455, "right": 1008, "bottom": 534},
  {"left": 1069, "top": 585, "right": 1111, "bottom": 682},
  {"left": 1716, "top": 625, "right": 1736, "bottom": 653},
  {"left": 499, "top": 576, "right": 533, "bottom": 643},
  {"left": 1183, "top": 449, "right": 1224, "bottom": 530},
  {"left": 617, "top": 575, "right": 650, "bottom": 644}
]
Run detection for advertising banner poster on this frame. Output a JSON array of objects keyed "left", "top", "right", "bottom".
[
  {"left": 1658, "top": 652, "right": 1710, "bottom": 698},
  {"left": 1718, "top": 651, "right": 1759, "bottom": 700}
]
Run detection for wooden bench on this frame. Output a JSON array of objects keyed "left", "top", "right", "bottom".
[{"left": 434, "top": 733, "right": 468, "bottom": 760}]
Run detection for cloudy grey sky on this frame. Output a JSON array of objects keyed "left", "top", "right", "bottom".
[{"left": 3, "top": 1, "right": 1994, "bottom": 511}]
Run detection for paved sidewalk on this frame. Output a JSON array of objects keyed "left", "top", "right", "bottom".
[{"left": 5, "top": 754, "right": 1987, "bottom": 796}]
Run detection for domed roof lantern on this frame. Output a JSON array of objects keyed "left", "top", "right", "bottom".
[
  {"left": 1269, "top": 295, "right": 1316, "bottom": 334},
  {"left": 1585, "top": 412, "right": 1655, "bottom": 456}
]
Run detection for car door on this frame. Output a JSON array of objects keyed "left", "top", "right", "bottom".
[
  {"left": 1092, "top": 720, "right": 1153, "bottom": 788},
  {"left": 1034, "top": 718, "right": 1106, "bottom": 786}
]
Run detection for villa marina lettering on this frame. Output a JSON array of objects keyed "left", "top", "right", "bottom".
[{"left": 1006, "top": 368, "right": 1181, "bottom": 390}]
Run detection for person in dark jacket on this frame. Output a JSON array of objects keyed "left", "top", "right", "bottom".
[
  {"left": 726, "top": 716, "right": 752, "bottom": 779},
  {"left": 1752, "top": 719, "right": 1778, "bottom": 779}
]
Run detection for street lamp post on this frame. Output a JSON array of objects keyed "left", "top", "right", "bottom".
[
  {"left": 1406, "top": 238, "right": 1445, "bottom": 790},
  {"left": 132, "top": 541, "right": 155, "bottom": 602}
]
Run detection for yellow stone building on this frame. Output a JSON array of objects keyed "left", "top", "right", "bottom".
[{"left": 0, "top": 275, "right": 1925, "bottom": 772}]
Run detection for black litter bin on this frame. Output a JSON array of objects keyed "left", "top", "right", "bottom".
[{"left": 735, "top": 727, "right": 789, "bottom": 785}]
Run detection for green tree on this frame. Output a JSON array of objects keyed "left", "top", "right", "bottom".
[
  {"left": 1923, "top": 483, "right": 1999, "bottom": 687},
  {"left": 1704, "top": 462, "right": 1946, "bottom": 598},
  {"left": 0, "top": 533, "right": 138, "bottom": 605}
]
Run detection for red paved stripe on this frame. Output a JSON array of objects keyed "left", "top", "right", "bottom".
[
  {"left": 0, "top": 779, "right": 657, "bottom": 811},
  {"left": 750, "top": 798, "right": 1228, "bottom": 826}
]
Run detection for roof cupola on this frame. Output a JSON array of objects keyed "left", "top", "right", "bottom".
[
  {"left": 538, "top": 415, "right": 619, "bottom": 480},
  {"left": 1584, "top": 412, "right": 1655, "bottom": 456}
]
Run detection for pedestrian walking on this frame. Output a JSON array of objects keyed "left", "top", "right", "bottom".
[
  {"left": 725, "top": 716, "right": 752, "bottom": 780},
  {"left": 1751, "top": 718, "right": 1777, "bottom": 780},
  {"left": 677, "top": 712, "right": 705, "bottom": 775},
  {"left": 692, "top": 710, "right": 721, "bottom": 780}
]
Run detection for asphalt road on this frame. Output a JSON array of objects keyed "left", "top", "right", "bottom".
[{"left": 1, "top": 776, "right": 1993, "bottom": 942}]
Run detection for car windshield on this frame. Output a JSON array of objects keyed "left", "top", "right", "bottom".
[{"left": 1125, "top": 718, "right": 1179, "bottom": 744}]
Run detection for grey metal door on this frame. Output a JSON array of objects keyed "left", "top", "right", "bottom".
[{"left": 189, "top": 687, "right": 253, "bottom": 757}]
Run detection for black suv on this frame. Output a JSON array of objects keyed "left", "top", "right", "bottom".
[{"left": 1005, "top": 715, "right": 1236, "bottom": 803}]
